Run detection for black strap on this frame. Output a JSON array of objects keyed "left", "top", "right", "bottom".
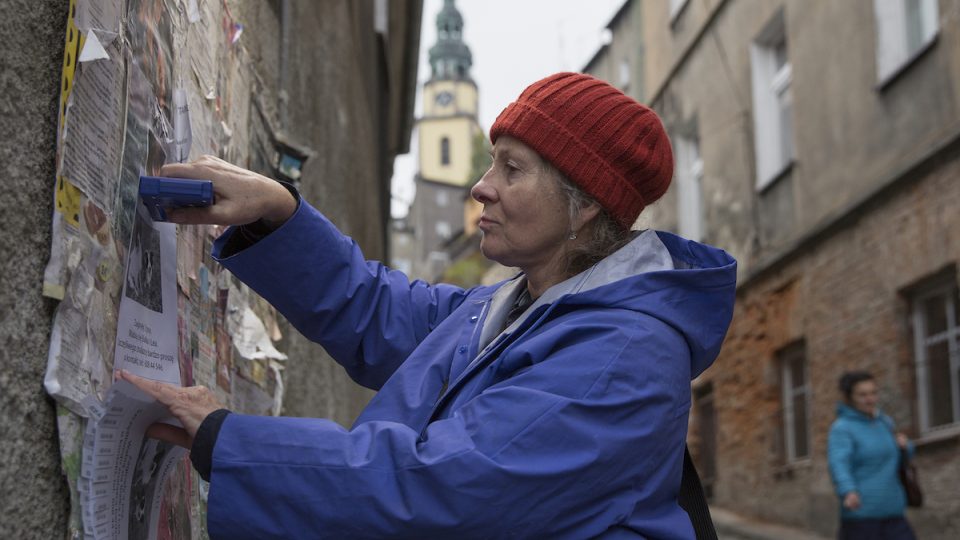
[{"left": 678, "top": 445, "right": 718, "bottom": 540}]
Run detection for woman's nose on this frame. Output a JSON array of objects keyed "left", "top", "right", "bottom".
[{"left": 471, "top": 171, "right": 497, "bottom": 204}]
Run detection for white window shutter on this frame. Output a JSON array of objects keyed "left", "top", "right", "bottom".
[
  {"left": 751, "top": 44, "right": 778, "bottom": 188},
  {"left": 675, "top": 136, "right": 703, "bottom": 241},
  {"left": 920, "top": 0, "right": 939, "bottom": 44},
  {"left": 874, "top": 0, "right": 907, "bottom": 81}
]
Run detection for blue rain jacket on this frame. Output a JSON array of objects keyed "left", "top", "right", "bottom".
[
  {"left": 827, "top": 403, "right": 914, "bottom": 520},
  {"left": 209, "top": 199, "right": 737, "bottom": 539}
]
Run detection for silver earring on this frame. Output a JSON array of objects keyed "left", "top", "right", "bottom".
[{"left": 568, "top": 232, "right": 577, "bottom": 240}]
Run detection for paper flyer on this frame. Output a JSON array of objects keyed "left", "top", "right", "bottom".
[
  {"left": 114, "top": 205, "right": 180, "bottom": 385},
  {"left": 79, "top": 381, "right": 186, "bottom": 540}
]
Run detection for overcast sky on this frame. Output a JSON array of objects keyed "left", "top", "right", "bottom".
[{"left": 390, "top": 0, "right": 625, "bottom": 218}]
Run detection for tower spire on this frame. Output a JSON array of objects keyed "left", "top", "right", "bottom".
[{"left": 428, "top": 0, "right": 472, "bottom": 81}]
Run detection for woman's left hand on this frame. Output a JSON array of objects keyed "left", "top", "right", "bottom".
[
  {"left": 896, "top": 432, "right": 909, "bottom": 449},
  {"left": 117, "top": 369, "right": 226, "bottom": 449}
]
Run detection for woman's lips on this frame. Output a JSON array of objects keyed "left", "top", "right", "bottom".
[{"left": 478, "top": 216, "right": 498, "bottom": 230}]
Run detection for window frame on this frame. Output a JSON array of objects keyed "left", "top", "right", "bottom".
[
  {"left": 670, "top": 0, "right": 691, "bottom": 24},
  {"left": 435, "top": 220, "right": 452, "bottom": 240},
  {"left": 440, "top": 136, "right": 451, "bottom": 166},
  {"left": 750, "top": 11, "right": 796, "bottom": 190},
  {"left": 873, "top": 0, "right": 939, "bottom": 87},
  {"left": 779, "top": 342, "right": 811, "bottom": 463},
  {"left": 619, "top": 58, "right": 631, "bottom": 90},
  {"left": 911, "top": 279, "right": 960, "bottom": 433},
  {"left": 674, "top": 133, "right": 704, "bottom": 241}
]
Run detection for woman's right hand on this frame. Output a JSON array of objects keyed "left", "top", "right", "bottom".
[
  {"left": 843, "top": 491, "right": 861, "bottom": 510},
  {"left": 158, "top": 155, "right": 297, "bottom": 228},
  {"left": 117, "top": 369, "right": 226, "bottom": 449}
]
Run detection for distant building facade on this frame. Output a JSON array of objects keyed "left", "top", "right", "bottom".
[
  {"left": 409, "top": 0, "right": 483, "bottom": 280},
  {"left": 587, "top": 0, "right": 960, "bottom": 537}
]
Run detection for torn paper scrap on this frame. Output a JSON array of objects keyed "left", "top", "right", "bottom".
[
  {"left": 79, "top": 31, "right": 110, "bottom": 62},
  {"left": 231, "top": 306, "right": 288, "bottom": 361}
]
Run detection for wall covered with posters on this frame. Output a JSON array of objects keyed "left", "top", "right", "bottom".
[{"left": 0, "top": 0, "right": 422, "bottom": 538}]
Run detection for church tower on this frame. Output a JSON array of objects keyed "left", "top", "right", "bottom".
[{"left": 411, "top": 0, "right": 482, "bottom": 279}]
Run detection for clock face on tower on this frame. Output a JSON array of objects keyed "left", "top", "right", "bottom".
[{"left": 434, "top": 91, "right": 454, "bottom": 107}]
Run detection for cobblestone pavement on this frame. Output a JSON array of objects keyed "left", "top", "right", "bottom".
[{"left": 711, "top": 507, "right": 831, "bottom": 540}]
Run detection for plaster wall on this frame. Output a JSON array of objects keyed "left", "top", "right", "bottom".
[{"left": 0, "top": 1, "right": 72, "bottom": 536}]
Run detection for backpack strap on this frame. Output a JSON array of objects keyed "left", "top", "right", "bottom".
[{"left": 678, "top": 445, "right": 718, "bottom": 540}]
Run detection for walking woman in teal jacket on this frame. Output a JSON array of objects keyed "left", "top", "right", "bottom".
[{"left": 828, "top": 371, "right": 916, "bottom": 540}]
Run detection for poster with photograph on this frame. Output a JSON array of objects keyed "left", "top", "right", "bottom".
[
  {"left": 114, "top": 204, "right": 180, "bottom": 385},
  {"left": 81, "top": 381, "right": 186, "bottom": 540},
  {"left": 128, "top": 437, "right": 183, "bottom": 540}
]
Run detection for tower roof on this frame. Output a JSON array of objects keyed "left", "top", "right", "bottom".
[{"left": 428, "top": 0, "right": 473, "bottom": 81}]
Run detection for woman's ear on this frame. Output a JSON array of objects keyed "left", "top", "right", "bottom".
[{"left": 572, "top": 201, "right": 602, "bottom": 233}]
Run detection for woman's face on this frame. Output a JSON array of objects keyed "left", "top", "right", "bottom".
[
  {"left": 849, "top": 379, "right": 879, "bottom": 416},
  {"left": 470, "top": 136, "right": 572, "bottom": 273}
]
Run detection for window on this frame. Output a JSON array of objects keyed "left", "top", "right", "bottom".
[
  {"left": 440, "top": 137, "right": 450, "bottom": 166},
  {"left": 619, "top": 59, "right": 630, "bottom": 90},
  {"left": 436, "top": 190, "right": 449, "bottom": 207},
  {"left": 670, "top": 0, "right": 690, "bottom": 22},
  {"left": 426, "top": 251, "right": 451, "bottom": 280},
  {"left": 874, "top": 0, "right": 939, "bottom": 83},
  {"left": 911, "top": 277, "right": 960, "bottom": 432},
  {"left": 435, "top": 221, "right": 452, "bottom": 240},
  {"left": 674, "top": 134, "right": 703, "bottom": 241},
  {"left": 779, "top": 342, "right": 810, "bottom": 462},
  {"left": 750, "top": 10, "right": 795, "bottom": 189},
  {"left": 373, "top": 0, "right": 388, "bottom": 35}
]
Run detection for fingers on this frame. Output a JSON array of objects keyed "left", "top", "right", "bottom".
[
  {"left": 158, "top": 155, "right": 277, "bottom": 227},
  {"left": 159, "top": 155, "right": 223, "bottom": 179},
  {"left": 118, "top": 369, "right": 175, "bottom": 404},
  {"left": 159, "top": 160, "right": 207, "bottom": 180},
  {"left": 146, "top": 422, "right": 192, "bottom": 449},
  {"left": 166, "top": 206, "right": 236, "bottom": 226},
  {"left": 117, "top": 370, "right": 226, "bottom": 439}
]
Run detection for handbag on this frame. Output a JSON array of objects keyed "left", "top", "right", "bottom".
[{"left": 898, "top": 448, "right": 923, "bottom": 508}]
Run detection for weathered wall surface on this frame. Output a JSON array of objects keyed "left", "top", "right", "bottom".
[
  {"left": 0, "top": 1, "right": 420, "bottom": 537},
  {"left": 708, "top": 146, "right": 960, "bottom": 538},
  {"left": 0, "top": 1, "right": 71, "bottom": 537},
  {"left": 599, "top": 0, "right": 960, "bottom": 537}
]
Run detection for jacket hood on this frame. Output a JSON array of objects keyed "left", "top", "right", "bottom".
[{"left": 497, "top": 230, "right": 737, "bottom": 379}]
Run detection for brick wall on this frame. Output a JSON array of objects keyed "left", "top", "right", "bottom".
[{"left": 695, "top": 149, "right": 960, "bottom": 538}]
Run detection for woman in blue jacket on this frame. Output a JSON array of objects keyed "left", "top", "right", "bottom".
[
  {"left": 121, "top": 73, "right": 737, "bottom": 538},
  {"left": 827, "top": 371, "right": 916, "bottom": 540}
]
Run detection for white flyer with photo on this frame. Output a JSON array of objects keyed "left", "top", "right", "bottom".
[
  {"left": 114, "top": 204, "right": 180, "bottom": 385},
  {"left": 81, "top": 380, "right": 186, "bottom": 540}
]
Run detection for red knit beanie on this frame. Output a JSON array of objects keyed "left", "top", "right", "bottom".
[{"left": 489, "top": 72, "right": 673, "bottom": 230}]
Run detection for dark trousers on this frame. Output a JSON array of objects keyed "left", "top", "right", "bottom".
[{"left": 839, "top": 517, "right": 916, "bottom": 540}]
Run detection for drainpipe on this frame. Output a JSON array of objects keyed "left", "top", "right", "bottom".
[{"left": 279, "top": 0, "right": 291, "bottom": 130}]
